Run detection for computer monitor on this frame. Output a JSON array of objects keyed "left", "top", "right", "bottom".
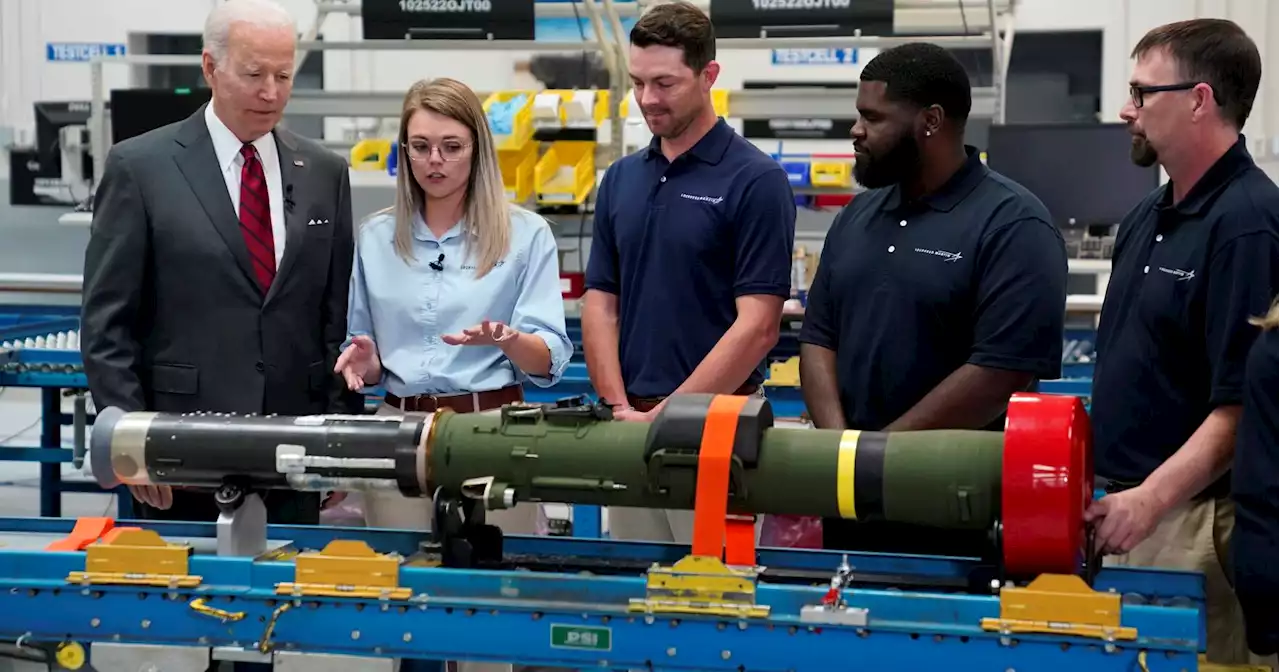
[
  {"left": 33, "top": 101, "right": 95, "bottom": 180},
  {"left": 109, "top": 87, "right": 212, "bottom": 145},
  {"left": 985, "top": 123, "right": 1161, "bottom": 229}
]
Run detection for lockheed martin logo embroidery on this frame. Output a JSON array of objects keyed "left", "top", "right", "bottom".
[
  {"left": 914, "top": 247, "right": 963, "bottom": 262},
  {"left": 1158, "top": 267, "right": 1196, "bottom": 281}
]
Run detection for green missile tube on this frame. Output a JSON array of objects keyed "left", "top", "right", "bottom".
[{"left": 427, "top": 395, "right": 1004, "bottom": 531}]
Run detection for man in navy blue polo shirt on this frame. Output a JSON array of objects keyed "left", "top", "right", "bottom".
[
  {"left": 1083, "top": 19, "right": 1277, "bottom": 665},
  {"left": 582, "top": 0, "right": 795, "bottom": 541},
  {"left": 798, "top": 43, "right": 1068, "bottom": 556}
]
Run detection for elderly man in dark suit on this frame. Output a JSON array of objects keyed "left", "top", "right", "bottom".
[{"left": 80, "top": 0, "right": 361, "bottom": 524}]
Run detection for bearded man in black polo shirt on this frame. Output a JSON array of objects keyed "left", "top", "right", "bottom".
[
  {"left": 1086, "top": 19, "right": 1278, "bottom": 666},
  {"left": 798, "top": 43, "right": 1068, "bottom": 557}
]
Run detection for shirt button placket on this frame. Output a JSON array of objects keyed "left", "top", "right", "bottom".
[{"left": 425, "top": 244, "right": 440, "bottom": 374}]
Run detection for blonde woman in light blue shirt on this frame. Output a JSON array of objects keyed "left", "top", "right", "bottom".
[{"left": 335, "top": 78, "right": 573, "bottom": 534}]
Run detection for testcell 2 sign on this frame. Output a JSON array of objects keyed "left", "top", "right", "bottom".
[
  {"left": 361, "top": 0, "right": 535, "bottom": 40},
  {"left": 708, "top": 0, "right": 895, "bottom": 38}
]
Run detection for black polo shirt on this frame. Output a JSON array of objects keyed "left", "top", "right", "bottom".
[
  {"left": 1092, "top": 136, "right": 1279, "bottom": 498},
  {"left": 800, "top": 147, "right": 1068, "bottom": 433},
  {"left": 1232, "top": 326, "right": 1278, "bottom": 657},
  {"left": 585, "top": 118, "right": 796, "bottom": 398}
]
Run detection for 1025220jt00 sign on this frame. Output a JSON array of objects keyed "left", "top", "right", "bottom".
[
  {"left": 399, "top": 0, "right": 492, "bottom": 12},
  {"left": 751, "top": 0, "right": 852, "bottom": 9}
]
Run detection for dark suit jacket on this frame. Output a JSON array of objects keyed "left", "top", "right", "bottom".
[{"left": 81, "top": 106, "right": 363, "bottom": 418}]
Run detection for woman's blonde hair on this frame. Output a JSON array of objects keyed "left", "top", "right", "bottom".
[
  {"left": 391, "top": 77, "right": 510, "bottom": 277},
  {"left": 1249, "top": 296, "right": 1279, "bottom": 331}
]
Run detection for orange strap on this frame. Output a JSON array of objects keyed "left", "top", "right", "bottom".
[
  {"left": 45, "top": 517, "right": 115, "bottom": 551},
  {"left": 724, "top": 514, "right": 757, "bottom": 566},
  {"left": 691, "top": 394, "right": 754, "bottom": 563}
]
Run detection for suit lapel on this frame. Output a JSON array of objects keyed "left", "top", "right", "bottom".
[
  {"left": 266, "top": 128, "right": 309, "bottom": 305},
  {"left": 173, "top": 109, "right": 259, "bottom": 293}
]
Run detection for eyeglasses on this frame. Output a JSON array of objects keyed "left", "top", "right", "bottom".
[
  {"left": 1129, "top": 82, "right": 1199, "bottom": 108},
  {"left": 402, "top": 140, "right": 472, "bottom": 162}
]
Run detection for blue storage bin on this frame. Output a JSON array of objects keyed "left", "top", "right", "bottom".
[{"left": 780, "top": 160, "right": 810, "bottom": 187}]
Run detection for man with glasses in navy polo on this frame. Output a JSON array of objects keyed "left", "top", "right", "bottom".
[{"left": 1085, "top": 19, "right": 1278, "bottom": 666}]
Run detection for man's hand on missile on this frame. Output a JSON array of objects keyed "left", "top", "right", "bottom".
[
  {"left": 129, "top": 484, "right": 173, "bottom": 510},
  {"left": 1083, "top": 485, "right": 1166, "bottom": 555},
  {"left": 442, "top": 320, "right": 519, "bottom": 347},
  {"left": 613, "top": 398, "right": 667, "bottom": 422},
  {"left": 335, "top": 335, "right": 382, "bottom": 391},
  {"left": 613, "top": 407, "right": 655, "bottom": 422}
]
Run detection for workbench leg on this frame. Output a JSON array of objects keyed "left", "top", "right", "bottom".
[{"left": 39, "top": 387, "right": 61, "bottom": 518}]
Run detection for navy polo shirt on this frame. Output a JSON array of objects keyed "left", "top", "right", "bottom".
[
  {"left": 800, "top": 147, "right": 1068, "bottom": 433},
  {"left": 1092, "top": 136, "right": 1279, "bottom": 498},
  {"left": 585, "top": 119, "right": 796, "bottom": 398},
  {"left": 1232, "top": 326, "right": 1278, "bottom": 657}
]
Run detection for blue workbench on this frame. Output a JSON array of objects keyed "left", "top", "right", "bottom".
[{"left": 0, "top": 517, "right": 1205, "bottom": 671}]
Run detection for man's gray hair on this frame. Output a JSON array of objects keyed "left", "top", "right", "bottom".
[{"left": 203, "top": 0, "right": 296, "bottom": 66}]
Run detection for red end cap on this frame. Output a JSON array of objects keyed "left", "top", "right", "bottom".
[{"left": 1001, "top": 392, "right": 1093, "bottom": 576}]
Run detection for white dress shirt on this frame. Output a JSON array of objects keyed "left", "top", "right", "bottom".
[{"left": 204, "top": 104, "right": 286, "bottom": 265}]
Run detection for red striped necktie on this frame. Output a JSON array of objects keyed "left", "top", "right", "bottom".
[{"left": 238, "top": 143, "right": 276, "bottom": 292}]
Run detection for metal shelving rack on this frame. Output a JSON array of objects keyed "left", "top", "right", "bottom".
[{"left": 83, "top": 0, "right": 1017, "bottom": 190}]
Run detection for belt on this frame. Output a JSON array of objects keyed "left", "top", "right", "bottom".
[
  {"left": 627, "top": 383, "right": 761, "bottom": 413},
  {"left": 385, "top": 384, "right": 524, "bottom": 414}
]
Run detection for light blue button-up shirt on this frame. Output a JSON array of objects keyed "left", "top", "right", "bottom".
[{"left": 346, "top": 205, "right": 573, "bottom": 397}]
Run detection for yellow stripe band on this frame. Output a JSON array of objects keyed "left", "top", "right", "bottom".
[{"left": 836, "top": 430, "right": 860, "bottom": 519}]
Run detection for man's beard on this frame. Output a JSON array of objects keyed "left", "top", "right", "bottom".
[
  {"left": 644, "top": 105, "right": 697, "bottom": 140},
  {"left": 1130, "top": 134, "right": 1159, "bottom": 167},
  {"left": 854, "top": 132, "right": 922, "bottom": 189}
]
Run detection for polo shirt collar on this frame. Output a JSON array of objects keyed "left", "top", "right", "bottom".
[
  {"left": 645, "top": 117, "right": 734, "bottom": 165},
  {"left": 883, "top": 145, "right": 987, "bottom": 213},
  {"left": 1153, "top": 134, "right": 1255, "bottom": 217}
]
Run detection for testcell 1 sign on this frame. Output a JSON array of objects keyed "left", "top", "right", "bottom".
[
  {"left": 361, "top": 0, "right": 535, "bottom": 40},
  {"left": 709, "top": 0, "right": 894, "bottom": 39}
]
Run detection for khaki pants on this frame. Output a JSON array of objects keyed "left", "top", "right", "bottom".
[
  {"left": 1105, "top": 496, "right": 1250, "bottom": 665},
  {"left": 364, "top": 403, "right": 545, "bottom": 672}
]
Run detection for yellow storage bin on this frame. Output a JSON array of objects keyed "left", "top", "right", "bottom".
[
  {"left": 535, "top": 141, "right": 595, "bottom": 205},
  {"left": 621, "top": 88, "right": 728, "bottom": 117},
  {"left": 482, "top": 91, "right": 535, "bottom": 151},
  {"left": 498, "top": 140, "right": 538, "bottom": 203},
  {"left": 349, "top": 138, "right": 392, "bottom": 171},
  {"left": 810, "top": 160, "right": 853, "bottom": 188}
]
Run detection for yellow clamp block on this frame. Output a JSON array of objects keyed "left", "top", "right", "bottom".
[
  {"left": 980, "top": 573, "right": 1137, "bottom": 641},
  {"left": 276, "top": 539, "right": 412, "bottom": 600},
  {"left": 67, "top": 528, "right": 200, "bottom": 588},
  {"left": 765, "top": 356, "right": 800, "bottom": 387},
  {"left": 628, "top": 554, "right": 770, "bottom": 619}
]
